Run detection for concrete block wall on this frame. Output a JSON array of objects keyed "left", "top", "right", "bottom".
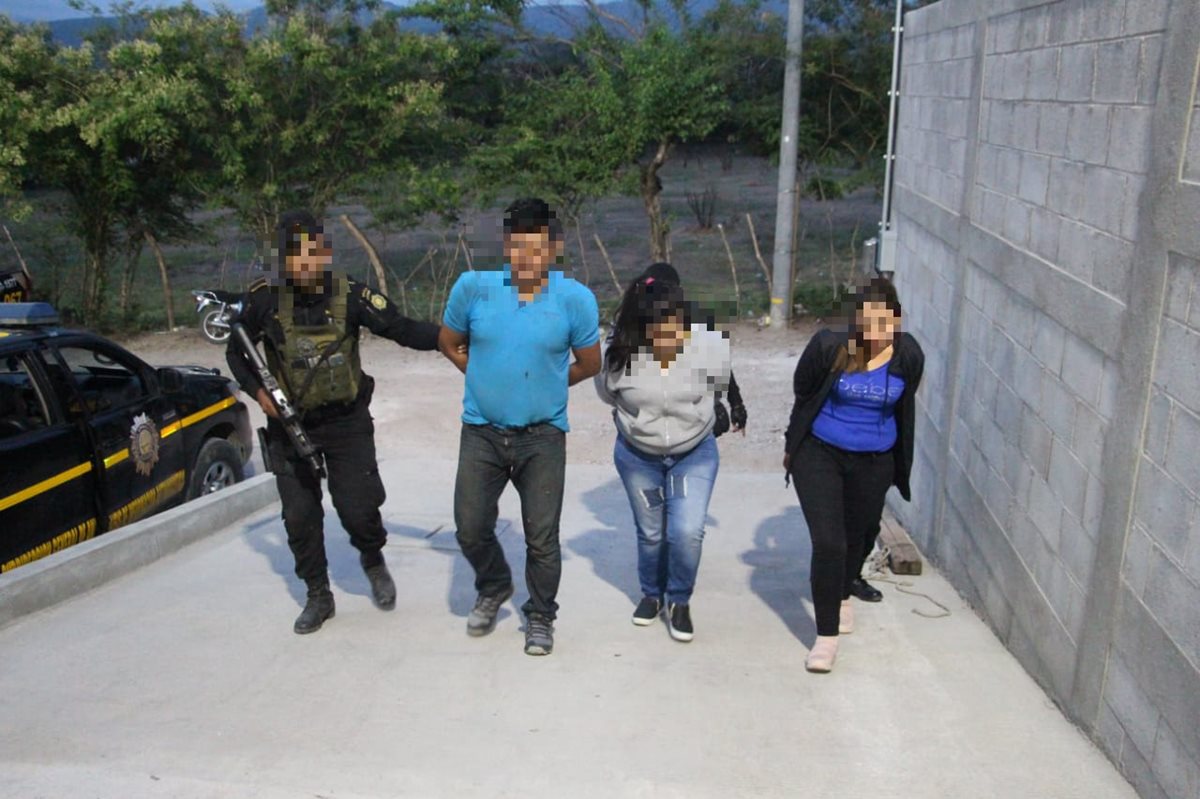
[{"left": 890, "top": 1, "right": 1200, "bottom": 796}]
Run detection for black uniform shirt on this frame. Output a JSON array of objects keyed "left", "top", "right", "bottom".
[{"left": 226, "top": 275, "right": 441, "bottom": 398}]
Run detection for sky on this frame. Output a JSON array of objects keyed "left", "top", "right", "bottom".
[{"left": 2, "top": 0, "right": 579, "bottom": 22}]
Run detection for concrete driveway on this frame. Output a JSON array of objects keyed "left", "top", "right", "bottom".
[{"left": 0, "top": 452, "right": 1137, "bottom": 798}]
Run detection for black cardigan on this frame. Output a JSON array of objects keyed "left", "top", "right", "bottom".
[{"left": 783, "top": 329, "right": 925, "bottom": 500}]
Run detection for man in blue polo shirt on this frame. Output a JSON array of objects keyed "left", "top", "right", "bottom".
[{"left": 439, "top": 198, "right": 601, "bottom": 656}]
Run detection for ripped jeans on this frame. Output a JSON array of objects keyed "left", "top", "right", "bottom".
[{"left": 613, "top": 433, "right": 719, "bottom": 605}]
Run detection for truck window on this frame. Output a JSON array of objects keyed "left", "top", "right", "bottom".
[
  {"left": 0, "top": 353, "right": 51, "bottom": 438},
  {"left": 52, "top": 345, "right": 148, "bottom": 420}
]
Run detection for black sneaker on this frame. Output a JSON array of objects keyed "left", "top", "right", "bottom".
[
  {"left": 524, "top": 614, "right": 554, "bottom": 656},
  {"left": 667, "top": 602, "right": 694, "bottom": 642},
  {"left": 466, "top": 585, "right": 514, "bottom": 637},
  {"left": 632, "top": 596, "right": 662, "bottom": 626}
]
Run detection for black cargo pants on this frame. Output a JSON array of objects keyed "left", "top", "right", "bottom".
[{"left": 266, "top": 398, "right": 387, "bottom": 583}]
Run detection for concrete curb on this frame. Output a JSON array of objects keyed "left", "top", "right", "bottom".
[{"left": 0, "top": 473, "right": 279, "bottom": 629}]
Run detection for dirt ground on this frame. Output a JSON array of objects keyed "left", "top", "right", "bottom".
[{"left": 122, "top": 316, "right": 822, "bottom": 475}]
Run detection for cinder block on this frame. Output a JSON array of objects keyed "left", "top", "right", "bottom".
[
  {"left": 1029, "top": 207, "right": 1062, "bottom": 262},
  {"left": 1109, "top": 106, "right": 1154, "bottom": 174},
  {"left": 1048, "top": 435, "right": 1088, "bottom": 520},
  {"left": 1057, "top": 218, "right": 1097, "bottom": 283},
  {"left": 1079, "top": 1, "right": 1126, "bottom": 42},
  {"left": 1134, "top": 461, "right": 1193, "bottom": 560},
  {"left": 1123, "top": 0, "right": 1170, "bottom": 36},
  {"left": 1026, "top": 48, "right": 1060, "bottom": 101},
  {"left": 1072, "top": 403, "right": 1107, "bottom": 473},
  {"left": 1156, "top": 320, "right": 1200, "bottom": 406},
  {"left": 1014, "top": 348, "right": 1045, "bottom": 406},
  {"left": 1059, "top": 509, "right": 1096, "bottom": 588},
  {"left": 1143, "top": 546, "right": 1200, "bottom": 668},
  {"left": 1060, "top": 333, "right": 1105, "bottom": 406},
  {"left": 1150, "top": 719, "right": 1200, "bottom": 799},
  {"left": 993, "top": 383, "right": 1022, "bottom": 439},
  {"left": 1163, "top": 405, "right": 1200, "bottom": 494},
  {"left": 1137, "top": 35, "right": 1164, "bottom": 105},
  {"left": 990, "top": 12, "right": 1021, "bottom": 54},
  {"left": 1120, "top": 174, "right": 1145, "bottom": 241},
  {"left": 1081, "top": 166, "right": 1128, "bottom": 234},
  {"left": 1121, "top": 522, "right": 1154, "bottom": 599},
  {"left": 1001, "top": 52, "right": 1031, "bottom": 100},
  {"left": 1046, "top": 0, "right": 1084, "bottom": 46},
  {"left": 1183, "top": 109, "right": 1200, "bottom": 184},
  {"left": 1103, "top": 650, "right": 1162, "bottom": 760},
  {"left": 1120, "top": 735, "right": 1172, "bottom": 799},
  {"left": 988, "top": 100, "right": 1016, "bottom": 147},
  {"left": 1027, "top": 473, "right": 1063, "bottom": 550},
  {"left": 1094, "top": 39, "right": 1142, "bottom": 104},
  {"left": 1037, "top": 104, "right": 1071, "bottom": 156},
  {"left": 1021, "top": 406, "right": 1054, "bottom": 479},
  {"left": 1056, "top": 43, "right": 1097, "bottom": 102},
  {"left": 1003, "top": 294, "right": 1036, "bottom": 349},
  {"left": 1018, "top": 152, "right": 1051, "bottom": 204},
  {"left": 1047, "top": 158, "right": 1088, "bottom": 221},
  {"left": 1040, "top": 373, "right": 1079, "bottom": 441},
  {"left": 1012, "top": 101, "right": 1041, "bottom": 151},
  {"left": 1032, "top": 314, "right": 1067, "bottom": 373},
  {"left": 995, "top": 146, "right": 1022, "bottom": 195},
  {"left": 1090, "top": 231, "right": 1135, "bottom": 301},
  {"left": 1067, "top": 105, "right": 1113, "bottom": 166},
  {"left": 1084, "top": 471, "right": 1104, "bottom": 534},
  {"left": 1096, "top": 700, "right": 1128, "bottom": 762},
  {"left": 1018, "top": 6, "right": 1048, "bottom": 51},
  {"left": 1003, "top": 197, "right": 1032, "bottom": 246},
  {"left": 1144, "top": 391, "right": 1173, "bottom": 465},
  {"left": 1164, "top": 253, "right": 1196, "bottom": 323}
]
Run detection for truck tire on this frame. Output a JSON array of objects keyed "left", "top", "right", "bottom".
[{"left": 187, "top": 438, "right": 244, "bottom": 500}]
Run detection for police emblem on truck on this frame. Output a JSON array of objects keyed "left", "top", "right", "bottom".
[{"left": 129, "top": 412, "right": 161, "bottom": 477}]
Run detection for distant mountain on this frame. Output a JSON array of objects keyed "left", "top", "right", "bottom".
[{"left": 31, "top": 1, "right": 786, "bottom": 47}]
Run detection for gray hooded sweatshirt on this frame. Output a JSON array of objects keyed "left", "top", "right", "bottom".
[{"left": 595, "top": 324, "right": 732, "bottom": 456}]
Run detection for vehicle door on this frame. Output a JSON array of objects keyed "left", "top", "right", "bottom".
[
  {"left": 43, "top": 339, "right": 187, "bottom": 532},
  {"left": 0, "top": 345, "right": 99, "bottom": 571}
]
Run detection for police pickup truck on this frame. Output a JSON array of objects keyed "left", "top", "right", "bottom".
[{"left": 0, "top": 303, "right": 253, "bottom": 572}]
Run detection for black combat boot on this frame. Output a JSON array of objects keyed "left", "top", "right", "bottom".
[
  {"left": 294, "top": 577, "right": 336, "bottom": 635},
  {"left": 361, "top": 551, "right": 396, "bottom": 611}
]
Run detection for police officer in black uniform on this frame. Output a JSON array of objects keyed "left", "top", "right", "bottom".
[{"left": 227, "top": 210, "right": 441, "bottom": 634}]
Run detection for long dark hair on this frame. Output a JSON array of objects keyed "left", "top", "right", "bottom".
[
  {"left": 833, "top": 276, "right": 903, "bottom": 374},
  {"left": 605, "top": 265, "right": 692, "bottom": 374}
]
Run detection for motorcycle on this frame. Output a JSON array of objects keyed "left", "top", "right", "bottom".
[{"left": 192, "top": 289, "right": 243, "bottom": 345}]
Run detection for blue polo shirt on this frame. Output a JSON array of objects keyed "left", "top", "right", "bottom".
[{"left": 443, "top": 267, "right": 600, "bottom": 432}]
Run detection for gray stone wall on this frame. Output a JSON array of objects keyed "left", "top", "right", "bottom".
[{"left": 889, "top": 1, "right": 1200, "bottom": 796}]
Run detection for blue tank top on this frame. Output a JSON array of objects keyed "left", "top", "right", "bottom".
[{"left": 810, "top": 362, "right": 906, "bottom": 452}]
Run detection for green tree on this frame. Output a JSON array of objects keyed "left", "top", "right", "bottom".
[{"left": 203, "top": 0, "right": 454, "bottom": 238}]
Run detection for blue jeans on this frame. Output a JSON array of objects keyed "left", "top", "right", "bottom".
[{"left": 613, "top": 433, "right": 719, "bottom": 605}]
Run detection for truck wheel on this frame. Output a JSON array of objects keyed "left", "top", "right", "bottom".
[{"left": 187, "top": 438, "right": 244, "bottom": 500}]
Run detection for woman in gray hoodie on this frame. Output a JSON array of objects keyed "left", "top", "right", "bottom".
[{"left": 595, "top": 267, "right": 731, "bottom": 642}]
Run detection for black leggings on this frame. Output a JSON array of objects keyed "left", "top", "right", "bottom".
[{"left": 792, "top": 436, "right": 894, "bottom": 636}]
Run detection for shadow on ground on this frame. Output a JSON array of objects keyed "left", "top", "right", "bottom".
[{"left": 742, "top": 504, "right": 816, "bottom": 646}]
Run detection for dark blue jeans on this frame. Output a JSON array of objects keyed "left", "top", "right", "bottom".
[
  {"left": 453, "top": 423, "right": 567, "bottom": 620},
  {"left": 613, "top": 433, "right": 719, "bottom": 605}
]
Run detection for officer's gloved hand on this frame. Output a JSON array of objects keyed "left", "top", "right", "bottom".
[
  {"left": 730, "top": 402, "right": 747, "bottom": 433},
  {"left": 713, "top": 399, "right": 730, "bottom": 437}
]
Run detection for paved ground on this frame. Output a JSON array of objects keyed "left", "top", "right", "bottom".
[{"left": 0, "top": 448, "right": 1138, "bottom": 798}]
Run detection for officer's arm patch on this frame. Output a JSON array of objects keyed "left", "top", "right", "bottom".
[{"left": 367, "top": 290, "right": 388, "bottom": 311}]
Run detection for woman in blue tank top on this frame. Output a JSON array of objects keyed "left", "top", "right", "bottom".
[{"left": 782, "top": 277, "right": 925, "bottom": 673}]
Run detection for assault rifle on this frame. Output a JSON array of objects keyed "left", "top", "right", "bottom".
[{"left": 231, "top": 322, "right": 326, "bottom": 478}]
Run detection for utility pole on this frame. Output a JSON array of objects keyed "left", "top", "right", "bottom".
[{"left": 769, "top": 0, "right": 805, "bottom": 328}]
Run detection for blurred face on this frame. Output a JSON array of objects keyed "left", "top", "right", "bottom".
[
  {"left": 648, "top": 312, "right": 688, "bottom": 354},
  {"left": 284, "top": 231, "right": 332, "bottom": 290},
  {"left": 505, "top": 229, "right": 561, "bottom": 283},
  {"left": 857, "top": 300, "right": 900, "bottom": 348}
]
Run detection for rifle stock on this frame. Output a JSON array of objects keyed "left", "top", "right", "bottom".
[{"left": 231, "top": 322, "right": 326, "bottom": 478}]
